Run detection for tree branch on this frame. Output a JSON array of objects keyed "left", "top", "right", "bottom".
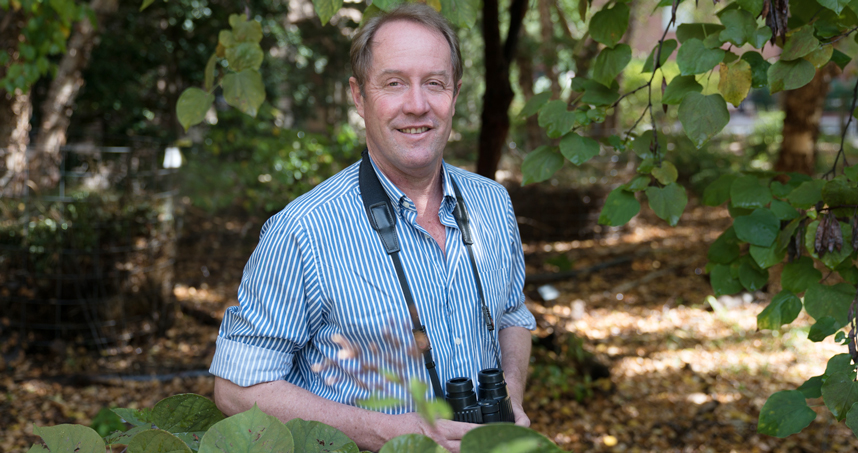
[{"left": 823, "top": 75, "right": 858, "bottom": 179}]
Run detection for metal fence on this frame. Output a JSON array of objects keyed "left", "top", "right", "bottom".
[{"left": 0, "top": 142, "right": 179, "bottom": 351}]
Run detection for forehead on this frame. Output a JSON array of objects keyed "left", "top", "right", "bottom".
[{"left": 368, "top": 20, "right": 452, "bottom": 74}]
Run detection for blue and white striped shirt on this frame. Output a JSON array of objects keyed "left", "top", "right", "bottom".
[{"left": 210, "top": 155, "right": 536, "bottom": 413}]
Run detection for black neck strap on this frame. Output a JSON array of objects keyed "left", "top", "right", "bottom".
[{"left": 358, "top": 150, "right": 499, "bottom": 399}]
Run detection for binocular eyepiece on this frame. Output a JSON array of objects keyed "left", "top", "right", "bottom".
[{"left": 445, "top": 368, "right": 514, "bottom": 424}]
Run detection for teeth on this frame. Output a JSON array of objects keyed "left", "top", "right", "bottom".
[{"left": 401, "top": 127, "right": 428, "bottom": 134}]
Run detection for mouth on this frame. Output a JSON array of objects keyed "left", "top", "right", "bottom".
[{"left": 398, "top": 127, "right": 430, "bottom": 134}]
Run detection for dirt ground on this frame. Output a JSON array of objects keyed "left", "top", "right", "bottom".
[{"left": 1, "top": 198, "right": 857, "bottom": 452}]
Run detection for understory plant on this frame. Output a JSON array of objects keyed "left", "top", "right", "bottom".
[{"left": 27, "top": 393, "right": 565, "bottom": 453}]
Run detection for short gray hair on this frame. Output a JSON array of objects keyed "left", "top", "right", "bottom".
[{"left": 350, "top": 3, "right": 463, "bottom": 96}]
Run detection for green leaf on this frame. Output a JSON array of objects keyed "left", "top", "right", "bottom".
[
  {"left": 837, "top": 262, "right": 858, "bottom": 285},
  {"left": 768, "top": 59, "right": 816, "bottom": 94},
  {"left": 757, "top": 290, "right": 802, "bottom": 330},
  {"left": 819, "top": 0, "right": 850, "bottom": 14},
  {"left": 808, "top": 316, "right": 840, "bottom": 342},
  {"left": 222, "top": 69, "right": 266, "bottom": 118},
  {"left": 757, "top": 390, "right": 816, "bottom": 437},
  {"left": 285, "top": 419, "right": 360, "bottom": 453},
  {"left": 371, "top": 0, "right": 405, "bottom": 11},
  {"left": 831, "top": 49, "right": 852, "bottom": 69},
  {"left": 589, "top": 3, "right": 630, "bottom": 48},
  {"left": 461, "top": 425, "right": 562, "bottom": 453},
  {"left": 521, "top": 146, "right": 563, "bottom": 185},
  {"left": 798, "top": 376, "right": 824, "bottom": 399},
  {"left": 718, "top": 9, "right": 757, "bottom": 46},
  {"left": 176, "top": 88, "right": 214, "bottom": 132},
  {"left": 823, "top": 368, "right": 858, "bottom": 421},
  {"left": 776, "top": 217, "right": 802, "bottom": 252},
  {"left": 231, "top": 17, "right": 263, "bottom": 44},
  {"left": 140, "top": 0, "right": 154, "bottom": 11},
  {"left": 380, "top": 434, "right": 447, "bottom": 453},
  {"left": 105, "top": 425, "right": 149, "bottom": 447},
  {"left": 204, "top": 53, "right": 217, "bottom": 92},
  {"left": 152, "top": 394, "right": 225, "bottom": 451},
  {"left": 676, "top": 23, "right": 726, "bottom": 43},
  {"left": 677, "top": 38, "right": 726, "bottom": 76},
  {"left": 356, "top": 394, "right": 403, "bottom": 411},
  {"left": 822, "top": 176, "right": 858, "bottom": 208},
  {"left": 718, "top": 59, "right": 753, "bottom": 107},
  {"left": 733, "top": 208, "right": 780, "bottom": 247},
  {"left": 623, "top": 175, "right": 650, "bottom": 192},
  {"left": 199, "top": 404, "right": 293, "bottom": 453},
  {"left": 519, "top": 92, "right": 551, "bottom": 118},
  {"left": 730, "top": 175, "right": 772, "bottom": 209},
  {"left": 598, "top": 188, "right": 640, "bottom": 226},
  {"left": 739, "top": 258, "right": 769, "bottom": 291},
  {"left": 804, "top": 282, "right": 855, "bottom": 326},
  {"left": 33, "top": 425, "right": 106, "bottom": 453},
  {"left": 749, "top": 243, "right": 786, "bottom": 269},
  {"left": 746, "top": 49, "right": 774, "bottom": 86},
  {"left": 803, "top": 220, "right": 854, "bottom": 269},
  {"left": 642, "top": 39, "right": 678, "bottom": 73},
  {"left": 646, "top": 183, "right": 687, "bottom": 226},
  {"left": 127, "top": 430, "right": 192, "bottom": 453},
  {"left": 825, "top": 353, "right": 855, "bottom": 378},
  {"left": 702, "top": 173, "right": 738, "bottom": 206},
  {"left": 593, "top": 44, "right": 631, "bottom": 87},
  {"left": 662, "top": 75, "right": 703, "bottom": 106},
  {"left": 710, "top": 263, "right": 743, "bottom": 296},
  {"left": 651, "top": 162, "right": 678, "bottom": 185},
  {"left": 708, "top": 227, "right": 741, "bottom": 264},
  {"left": 580, "top": 79, "right": 620, "bottom": 106},
  {"left": 769, "top": 199, "right": 799, "bottom": 220},
  {"left": 782, "top": 257, "right": 822, "bottom": 293},
  {"left": 803, "top": 45, "right": 834, "bottom": 69},
  {"left": 440, "top": 0, "right": 478, "bottom": 28},
  {"left": 738, "top": 0, "right": 763, "bottom": 16},
  {"left": 785, "top": 179, "right": 825, "bottom": 208},
  {"left": 678, "top": 92, "right": 730, "bottom": 148},
  {"left": 846, "top": 164, "right": 858, "bottom": 181},
  {"left": 782, "top": 26, "right": 820, "bottom": 61},
  {"left": 312, "top": 0, "right": 343, "bottom": 25},
  {"left": 112, "top": 408, "right": 154, "bottom": 427},
  {"left": 225, "top": 43, "right": 264, "bottom": 72},
  {"left": 751, "top": 27, "right": 773, "bottom": 49},
  {"left": 538, "top": 100, "right": 576, "bottom": 138},
  {"left": 560, "top": 132, "right": 600, "bottom": 166},
  {"left": 847, "top": 403, "right": 858, "bottom": 437},
  {"left": 218, "top": 30, "right": 237, "bottom": 49}
]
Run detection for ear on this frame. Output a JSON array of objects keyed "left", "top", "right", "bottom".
[{"left": 349, "top": 77, "right": 366, "bottom": 118}]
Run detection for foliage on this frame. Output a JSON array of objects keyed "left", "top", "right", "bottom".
[
  {"left": 181, "top": 108, "right": 362, "bottom": 213},
  {"left": 26, "top": 393, "right": 564, "bottom": 452},
  {"left": 0, "top": 0, "right": 91, "bottom": 94}
]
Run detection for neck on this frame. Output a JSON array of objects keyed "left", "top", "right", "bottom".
[{"left": 368, "top": 152, "right": 444, "bottom": 212}]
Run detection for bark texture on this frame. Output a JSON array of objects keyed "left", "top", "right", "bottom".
[
  {"left": 775, "top": 63, "right": 839, "bottom": 175},
  {"left": 476, "top": 0, "right": 527, "bottom": 179},
  {"left": 30, "top": 0, "right": 118, "bottom": 189},
  {"left": 0, "top": 11, "right": 32, "bottom": 195}
]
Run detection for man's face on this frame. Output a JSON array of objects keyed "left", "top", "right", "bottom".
[{"left": 349, "top": 20, "right": 461, "bottom": 178}]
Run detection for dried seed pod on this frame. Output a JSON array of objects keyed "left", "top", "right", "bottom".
[
  {"left": 852, "top": 214, "right": 858, "bottom": 251},
  {"left": 828, "top": 215, "right": 843, "bottom": 254},
  {"left": 794, "top": 219, "right": 804, "bottom": 260},
  {"left": 815, "top": 215, "right": 828, "bottom": 257}
]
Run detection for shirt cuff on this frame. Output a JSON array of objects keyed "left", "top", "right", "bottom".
[
  {"left": 498, "top": 298, "right": 537, "bottom": 331},
  {"left": 209, "top": 336, "right": 295, "bottom": 387}
]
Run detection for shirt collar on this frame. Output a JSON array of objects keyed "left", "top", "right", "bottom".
[{"left": 365, "top": 154, "right": 457, "bottom": 215}]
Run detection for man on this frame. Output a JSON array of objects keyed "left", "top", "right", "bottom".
[{"left": 209, "top": 4, "right": 535, "bottom": 452}]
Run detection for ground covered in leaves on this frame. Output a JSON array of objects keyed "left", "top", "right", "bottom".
[{"left": 2, "top": 200, "right": 857, "bottom": 452}]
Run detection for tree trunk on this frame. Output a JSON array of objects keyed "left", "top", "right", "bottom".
[
  {"left": 515, "top": 41, "right": 544, "bottom": 151},
  {"left": 538, "top": 0, "right": 560, "bottom": 99},
  {"left": 476, "top": 0, "right": 527, "bottom": 179},
  {"left": 775, "top": 63, "right": 839, "bottom": 175},
  {"left": 30, "top": 0, "right": 118, "bottom": 189},
  {"left": 0, "top": 11, "right": 31, "bottom": 196}
]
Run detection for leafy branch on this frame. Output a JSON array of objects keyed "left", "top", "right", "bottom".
[{"left": 823, "top": 76, "right": 858, "bottom": 179}]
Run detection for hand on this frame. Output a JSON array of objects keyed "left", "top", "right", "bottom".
[
  {"left": 396, "top": 412, "right": 480, "bottom": 453},
  {"left": 511, "top": 401, "right": 530, "bottom": 428}
]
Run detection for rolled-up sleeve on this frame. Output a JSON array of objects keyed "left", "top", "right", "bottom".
[
  {"left": 209, "top": 215, "right": 314, "bottom": 387},
  {"left": 499, "top": 193, "right": 536, "bottom": 331}
]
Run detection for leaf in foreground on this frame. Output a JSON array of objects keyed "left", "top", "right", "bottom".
[
  {"left": 33, "top": 424, "right": 106, "bottom": 453},
  {"left": 645, "top": 183, "right": 686, "bottom": 226},
  {"left": 176, "top": 88, "right": 214, "bottom": 132},
  {"left": 733, "top": 208, "right": 780, "bottom": 247},
  {"left": 757, "top": 390, "right": 816, "bottom": 437},
  {"left": 199, "top": 405, "right": 294, "bottom": 453},
  {"left": 461, "top": 425, "right": 562, "bottom": 453},
  {"left": 678, "top": 92, "right": 729, "bottom": 148},
  {"left": 598, "top": 188, "right": 640, "bottom": 226},
  {"left": 847, "top": 403, "right": 858, "bottom": 437},
  {"left": 285, "top": 419, "right": 359, "bottom": 453},
  {"left": 223, "top": 69, "right": 266, "bottom": 118},
  {"left": 757, "top": 290, "right": 801, "bottom": 330},
  {"left": 559, "top": 132, "right": 600, "bottom": 166},
  {"left": 127, "top": 429, "right": 192, "bottom": 453},
  {"left": 822, "top": 368, "right": 858, "bottom": 421},
  {"left": 521, "top": 146, "right": 563, "bottom": 185},
  {"left": 379, "top": 434, "right": 448, "bottom": 453}
]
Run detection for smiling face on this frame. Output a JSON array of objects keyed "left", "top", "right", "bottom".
[{"left": 349, "top": 20, "right": 461, "bottom": 180}]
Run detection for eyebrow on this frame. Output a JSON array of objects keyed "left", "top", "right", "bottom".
[{"left": 378, "top": 69, "right": 450, "bottom": 78}]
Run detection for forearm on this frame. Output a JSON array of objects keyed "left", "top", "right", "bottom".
[
  {"left": 214, "top": 377, "right": 402, "bottom": 451},
  {"left": 498, "top": 326, "right": 532, "bottom": 407}
]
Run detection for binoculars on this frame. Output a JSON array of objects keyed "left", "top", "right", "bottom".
[{"left": 445, "top": 368, "right": 514, "bottom": 424}]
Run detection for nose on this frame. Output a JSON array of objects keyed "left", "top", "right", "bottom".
[{"left": 402, "top": 85, "right": 430, "bottom": 115}]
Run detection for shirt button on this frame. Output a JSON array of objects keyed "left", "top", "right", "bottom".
[{"left": 454, "top": 337, "right": 462, "bottom": 345}]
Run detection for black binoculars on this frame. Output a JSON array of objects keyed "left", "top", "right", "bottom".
[{"left": 445, "top": 368, "right": 514, "bottom": 424}]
